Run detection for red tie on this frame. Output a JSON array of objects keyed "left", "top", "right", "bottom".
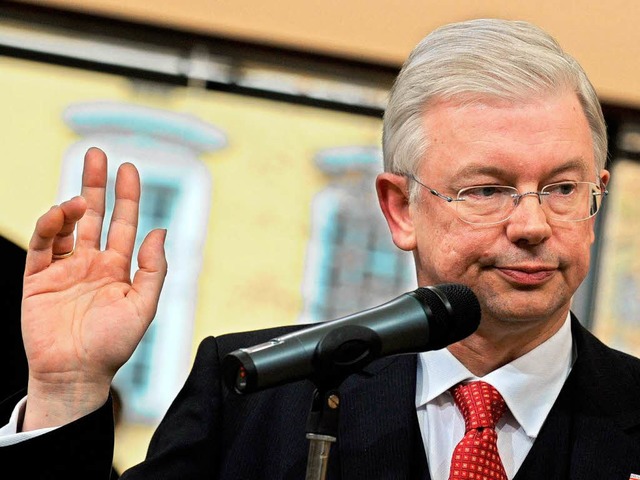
[{"left": 449, "top": 381, "right": 508, "bottom": 480}]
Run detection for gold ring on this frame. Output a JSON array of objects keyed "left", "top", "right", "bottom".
[{"left": 52, "top": 249, "right": 74, "bottom": 260}]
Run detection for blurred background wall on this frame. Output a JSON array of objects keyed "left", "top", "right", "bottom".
[
  {"left": 9, "top": 0, "right": 640, "bottom": 107},
  {"left": 2, "top": 0, "right": 640, "bottom": 471}
]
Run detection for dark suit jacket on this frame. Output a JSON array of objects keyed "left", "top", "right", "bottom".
[
  {"left": 2, "top": 314, "right": 640, "bottom": 479},
  {"left": 0, "top": 235, "right": 28, "bottom": 401}
]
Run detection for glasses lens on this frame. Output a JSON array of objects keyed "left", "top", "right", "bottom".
[
  {"left": 456, "top": 186, "right": 518, "bottom": 224},
  {"left": 542, "top": 182, "right": 602, "bottom": 221},
  {"left": 455, "top": 182, "right": 604, "bottom": 224}
]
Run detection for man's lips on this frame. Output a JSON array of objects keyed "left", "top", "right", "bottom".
[{"left": 495, "top": 266, "right": 557, "bottom": 285}]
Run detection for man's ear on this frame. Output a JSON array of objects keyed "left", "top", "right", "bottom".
[
  {"left": 588, "top": 168, "right": 611, "bottom": 245},
  {"left": 376, "top": 172, "right": 417, "bottom": 251}
]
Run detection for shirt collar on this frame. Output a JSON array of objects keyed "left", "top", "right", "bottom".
[{"left": 416, "top": 312, "right": 573, "bottom": 438}]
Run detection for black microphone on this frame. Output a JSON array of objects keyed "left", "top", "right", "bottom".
[{"left": 222, "top": 283, "right": 480, "bottom": 394}]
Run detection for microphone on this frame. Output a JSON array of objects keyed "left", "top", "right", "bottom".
[{"left": 222, "top": 283, "right": 480, "bottom": 394}]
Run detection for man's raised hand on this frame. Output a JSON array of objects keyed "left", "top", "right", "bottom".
[{"left": 21, "top": 147, "right": 168, "bottom": 430}]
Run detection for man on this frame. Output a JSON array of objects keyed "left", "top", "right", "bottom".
[{"left": 1, "top": 18, "right": 640, "bottom": 479}]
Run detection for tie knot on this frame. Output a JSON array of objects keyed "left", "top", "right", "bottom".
[{"left": 451, "top": 381, "right": 506, "bottom": 431}]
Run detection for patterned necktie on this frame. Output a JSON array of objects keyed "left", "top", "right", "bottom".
[{"left": 449, "top": 381, "right": 508, "bottom": 480}]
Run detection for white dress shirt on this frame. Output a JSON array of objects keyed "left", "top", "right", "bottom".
[{"left": 415, "top": 313, "right": 574, "bottom": 480}]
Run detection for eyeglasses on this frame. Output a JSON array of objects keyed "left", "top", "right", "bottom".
[{"left": 409, "top": 175, "right": 608, "bottom": 225}]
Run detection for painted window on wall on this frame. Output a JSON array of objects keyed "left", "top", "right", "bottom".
[{"left": 299, "top": 146, "right": 415, "bottom": 324}]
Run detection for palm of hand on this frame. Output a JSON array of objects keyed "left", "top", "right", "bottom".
[{"left": 22, "top": 248, "right": 151, "bottom": 384}]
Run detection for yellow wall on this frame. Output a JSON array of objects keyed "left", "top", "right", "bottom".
[{"left": 0, "top": 54, "right": 383, "bottom": 335}]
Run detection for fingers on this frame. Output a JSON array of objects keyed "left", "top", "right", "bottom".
[
  {"left": 130, "top": 228, "right": 168, "bottom": 320},
  {"left": 26, "top": 196, "right": 87, "bottom": 275},
  {"left": 75, "top": 147, "right": 143, "bottom": 266},
  {"left": 52, "top": 196, "right": 86, "bottom": 256},
  {"left": 105, "top": 162, "right": 141, "bottom": 264},
  {"left": 27, "top": 146, "right": 150, "bottom": 281},
  {"left": 76, "top": 147, "right": 108, "bottom": 250}
]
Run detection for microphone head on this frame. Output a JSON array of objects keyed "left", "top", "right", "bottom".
[{"left": 410, "top": 283, "right": 481, "bottom": 350}]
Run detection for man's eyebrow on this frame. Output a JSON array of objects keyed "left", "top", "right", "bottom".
[{"left": 450, "top": 158, "right": 592, "bottom": 179}]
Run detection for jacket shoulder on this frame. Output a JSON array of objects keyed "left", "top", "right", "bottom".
[{"left": 199, "top": 323, "right": 309, "bottom": 358}]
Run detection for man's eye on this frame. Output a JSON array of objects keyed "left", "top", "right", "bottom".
[
  {"left": 546, "top": 182, "right": 577, "bottom": 196},
  {"left": 463, "top": 186, "right": 509, "bottom": 199}
]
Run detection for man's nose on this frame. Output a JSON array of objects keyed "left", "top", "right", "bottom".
[{"left": 505, "top": 193, "right": 552, "bottom": 245}]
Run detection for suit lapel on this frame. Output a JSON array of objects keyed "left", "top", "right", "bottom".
[
  {"left": 513, "top": 371, "right": 574, "bottom": 479},
  {"left": 335, "top": 353, "right": 430, "bottom": 479},
  {"left": 515, "top": 316, "right": 640, "bottom": 479}
]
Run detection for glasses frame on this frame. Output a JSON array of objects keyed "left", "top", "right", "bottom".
[{"left": 408, "top": 174, "right": 608, "bottom": 225}]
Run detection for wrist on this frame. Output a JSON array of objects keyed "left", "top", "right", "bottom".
[{"left": 22, "top": 379, "right": 110, "bottom": 431}]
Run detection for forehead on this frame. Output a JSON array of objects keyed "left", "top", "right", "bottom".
[{"left": 420, "top": 94, "right": 596, "bottom": 180}]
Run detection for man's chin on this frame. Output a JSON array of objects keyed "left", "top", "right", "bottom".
[{"left": 480, "top": 289, "right": 570, "bottom": 324}]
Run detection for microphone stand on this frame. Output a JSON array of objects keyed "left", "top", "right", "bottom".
[
  {"left": 304, "top": 386, "right": 341, "bottom": 480},
  {"left": 303, "top": 324, "right": 380, "bottom": 480}
]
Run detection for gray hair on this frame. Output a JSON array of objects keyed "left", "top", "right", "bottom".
[{"left": 382, "top": 18, "right": 607, "bottom": 193}]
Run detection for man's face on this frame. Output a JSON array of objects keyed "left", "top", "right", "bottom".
[{"left": 405, "top": 93, "right": 608, "bottom": 326}]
